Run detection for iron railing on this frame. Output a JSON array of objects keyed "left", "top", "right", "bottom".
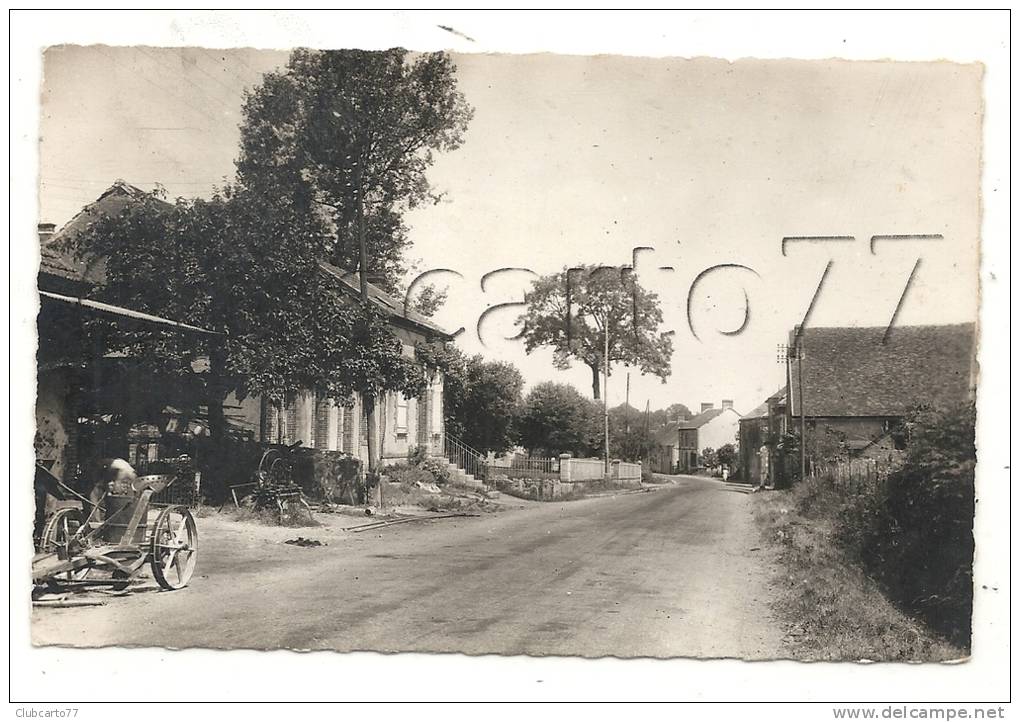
[
  {"left": 491, "top": 455, "right": 559, "bottom": 480},
  {"left": 443, "top": 433, "right": 489, "bottom": 484}
]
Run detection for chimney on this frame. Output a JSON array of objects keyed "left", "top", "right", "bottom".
[
  {"left": 721, "top": 399, "right": 734, "bottom": 410},
  {"left": 700, "top": 402, "right": 714, "bottom": 413},
  {"left": 38, "top": 222, "right": 55, "bottom": 246}
]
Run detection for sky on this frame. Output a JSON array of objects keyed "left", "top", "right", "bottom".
[{"left": 38, "top": 46, "right": 982, "bottom": 415}]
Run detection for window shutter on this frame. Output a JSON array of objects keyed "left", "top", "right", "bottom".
[
  {"left": 314, "top": 395, "right": 330, "bottom": 450},
  {"left": 416, "top": 392, "right": 429, "bottom": 446},
  {"left": 342, "top": 405, "right": 355, "bottom": 454}
]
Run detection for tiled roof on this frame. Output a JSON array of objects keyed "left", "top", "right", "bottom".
[
  {"left": 41, "top": 182, "right": 454, "bottom": 340},
  {"left": 741, "top": 386, "right": 786, "bottom": 420},
  {"left": 740, "top": 401, "right": 770, "bottom": 420},
  {"left": 789, "top": 324, "right": 976, "bottom": 417},
  {"left": 41, "top": 181, "right": 166, "bottom": 285},
  {"left": 653, "top": 426, "right": 679, "bottom": 447},
  {"left": 318, "top": 261, "right": 453, "bottom": 339},
  {"left": 679, "top": 407, "right": 725, "bottom": 429}
]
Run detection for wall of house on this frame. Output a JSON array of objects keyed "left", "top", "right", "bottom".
[
  {"left": 806, "top": 416, "right": 890, "bottom": 442},
  {"left": 35, "top": 367, "right": 77, "bottom": 482},
  {"left": 379, "top": 373, "right": 445, "bottom": 465},
  {"left": 248, "top": 372, "right": 445, "bottom": 468},
  {"left": 739, "top": 417, "right": 768, "bottom": 483},
  {"left": 698, "top": 410, "right": 741, "bottom": 453},
  {"left": 223, "top": 391, "right": 261, "bottom": 441}
]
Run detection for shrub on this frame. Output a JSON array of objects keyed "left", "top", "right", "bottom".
[
  {"left": 834, "top": 403, "right": 976, "bottom": 648},
  {"left": 406, "top": 445, "right": 429, "bottom": 467},
  {"left": 388, "top": 458, "right": 452, "bottom": 488},
  {"left": 418, "top": 457, "right": 452, "bottom": 486}
]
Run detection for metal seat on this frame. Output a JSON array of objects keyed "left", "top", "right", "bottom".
[{"left": 131, "top": 474, "right": 174, "bottom": 494}]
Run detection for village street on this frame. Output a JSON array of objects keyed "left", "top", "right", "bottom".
[{"left": 32, "top": 476, "right": 784, "bottom": 659}]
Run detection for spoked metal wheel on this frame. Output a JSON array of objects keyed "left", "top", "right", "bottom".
[
  {"left": 39, "top": 508, "right": 90, "bottom": 581},
  {"left": 149, "top": 506, "right": 198, "bottom": 590}
]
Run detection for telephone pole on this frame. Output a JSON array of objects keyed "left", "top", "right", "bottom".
[
  {"left": 354, "top": 150, "right": 381, "bottom": 508},
  {"left": 603, "top": 317, "right": 610, "bottom": 476}
]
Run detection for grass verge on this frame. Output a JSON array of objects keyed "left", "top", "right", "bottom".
[{"left": 752, "top": 478, "right": 964, "bottom": 662}]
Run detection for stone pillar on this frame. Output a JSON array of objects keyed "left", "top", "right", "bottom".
[
  {"left": 559, "top": 453, "right": 572, "bottom": 482},
  {"left": 611, "top": 458, "right": 621, "bottom": 481}
]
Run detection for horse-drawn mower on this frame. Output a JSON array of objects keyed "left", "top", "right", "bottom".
[{"left": 33, "top": 469, "right": 198, "bottom": 596}]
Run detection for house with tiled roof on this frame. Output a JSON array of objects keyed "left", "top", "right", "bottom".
[
  {"left": 783, "top": 323, "right": 977, "bottom": 477},
  {"left": 676, "top": 400, "right": 742, "bottom": 472},
  {"left": 36, "top": 183, "right": 212, "bottom": 484},
  {"left": 37, "top": 182, "right": 455, "bottom": 482},
  {"left": 738, "top": 387, "right": 786, "bottom": 484}
]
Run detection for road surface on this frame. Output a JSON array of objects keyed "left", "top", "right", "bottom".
[{"left": 32, "top": 476, "right": 784, "bottom": 658}]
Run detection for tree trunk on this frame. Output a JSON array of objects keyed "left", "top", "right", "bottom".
[
  {"left": 590, "top": 362, "right": 601, "bottom": 400},
  {"left": 203, "top": 339, "right": 230, "bottom": 503},
  {"left": 206, "top": 339, "right": 228, "bottom": 444}
]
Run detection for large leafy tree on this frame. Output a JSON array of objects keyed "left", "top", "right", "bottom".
[
  {"left": 235, "top": 48, "right": 473, "bottom": 293},
  {"left": 416, "top": 343, "right": 524, "bottom": 456},
  {"left": 65, "top": 187, "right": 426, "bottom": 442},
  {"left": 518, "top": 265, "right": 674, "bottom": 399},
  {"left": 606, "top": 401, "right": 694, "bottom": 462},
  {"left": 517, "top": 382, "right": 602, "bottom": 458}
]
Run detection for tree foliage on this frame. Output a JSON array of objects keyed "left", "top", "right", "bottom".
[
  {"left": 700, "top": 447, "right": 718, "bottom": 469},
  {"left": 236, "top": 48, "right": 473, "bottom": 293},
  {"left": 429, "top": 346, "right": 524, "bottom": 456},
  {"left": 517, "top": 382, "right": 602, "bottom": 458},
  {"left": 408, "top": 282, "right": 448, "bottom": 318},
  {"left": 64, "top": 187, "right": 427, "bottom": 437},
  {"left": 517, "top": 265, "right": 674, "bottom": 399},
  {"left": 836, "top": 402, "right": 976, "bottom": 648},
  {"left": 716, "top": 443, "right": 737, "bottom": 468},
  {"left": 606, "top": 401, "right": 694, "bottom": 462}
]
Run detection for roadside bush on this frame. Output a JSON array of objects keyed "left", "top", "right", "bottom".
[
  {"left": 834, "top": 403, "right": 976, "bottom": 648},
  {"left": 418, "top": 457, "right": 452, "bottom": 486},
  {"left": 405, "top": 445, "right": 452, "bottom": 485},
  {"left": 406, "top": 445, "right": 429, "bottom": 467},
  {"left": 386, "top": 462, "right": 436, "bottom": 489}
]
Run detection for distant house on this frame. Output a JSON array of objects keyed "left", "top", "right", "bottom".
[
  {"left": 784, "top": 323, "right": 977, "bottom": 477},
  {"left": 37, "top": 182, "right": 454, "bottom": 482},
  {"left": 737, "top": 388, "right": 785, "bottom": 484},
  {"left": 648, "top": 426, "right": 680, "bottom": 474},
  {"left": 676, "top": 400, "right": 742, "bottom": 472}
]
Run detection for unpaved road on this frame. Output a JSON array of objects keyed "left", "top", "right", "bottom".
[{"left": 32, "top": 476, "right": 784, "bottom": 658}]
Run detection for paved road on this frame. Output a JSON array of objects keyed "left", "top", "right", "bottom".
[{"left": 32, "top": 476, "right": 784, "bottom": 658}]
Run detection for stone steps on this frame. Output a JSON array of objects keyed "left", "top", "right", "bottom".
[{"left": 439, "top": 458, "right": 486, "bottom": 489}]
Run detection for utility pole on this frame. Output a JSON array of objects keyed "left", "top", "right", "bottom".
[
  {"left": 603, "top": 315, "right": 610, "bottom": 476},
  {"left": 644, "top": 399, "right": 650, "bottom": 467},
  {"left": 354, "top": 149, "right": 381, "bottom": 508},
  {"left": 796, "top": 331, "right": 806, "bottom": 483}
]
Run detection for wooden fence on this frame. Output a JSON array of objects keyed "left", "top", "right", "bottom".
[{"left": 815, "top": 458, "right": 897, "bottom": 495}]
